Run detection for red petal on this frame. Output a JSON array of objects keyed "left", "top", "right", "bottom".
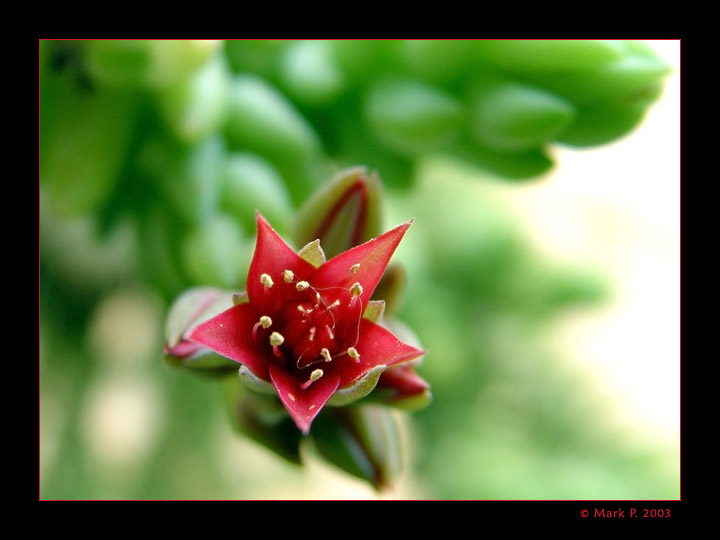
[
  {"left": 269, "top": 364, "right": 341, "bottom": 434},
  {"left": 309, "top": 221, "right": 412, "bottom": 303},
  {"left": 247, "top": 213, "right": 317, "bottom": 316},
  {"left": 336, "top": 318, "right": 425, "bottom": 388},
  {"left": 186, "top": 302, "right": 271, "bottom": 380}
]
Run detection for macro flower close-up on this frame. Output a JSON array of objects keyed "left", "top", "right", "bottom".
[
  {"left": 40, "top": 39, "right": 680, "bottom": 503},
  {"left": 185, "top": 212, "right": 426, "bottom": 433}
]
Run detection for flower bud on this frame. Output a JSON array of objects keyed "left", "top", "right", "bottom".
[
  {"left": 376, "top": 364, "right": 432, "bottom": 411},
  {"left": 293, "top": 166, "right": 384, "bottom": 259},
  {"left": 163, "top": 287, "right": 239, "bottom": 376}
]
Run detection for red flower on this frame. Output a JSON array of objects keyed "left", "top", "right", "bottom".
[{"left": 187, "top": 212, "right": 425, "bottom": 434}]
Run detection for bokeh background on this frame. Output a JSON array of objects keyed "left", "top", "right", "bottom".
[{"left": 39, "top": 39, "right": 680, "bottom": 500}]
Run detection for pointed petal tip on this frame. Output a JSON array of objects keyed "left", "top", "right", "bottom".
[{"left": 270, "top": 365, "right": 341, "bottom": 435}]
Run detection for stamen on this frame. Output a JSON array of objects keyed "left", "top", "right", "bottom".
[
  {"left": 320, "top": 348, "right": 332, "bottom": 362},
  {"left": 260, "top": 273, "right": 274, "bottom": 288},
  {"left": 300, "top": 369, "right": 324, "bottom": 390},
  {"left": 350, "top": 263, "right": 361, "bottom": 274},
  {"left": 327, "top": 299, "right": 340, "bottom": 309},
  {"left": 308, "top": 326, "right": 316, "bottom": 341},
  {"left": 296, "top": 281, "right": 310, "bottom": 291},
  {"left": 325, "top": 325, "right": 335, "bottom": 340},
  {"left": 349, "top": 282, "right": 364, "bottom": 308},
  {"left": 350, "top": 282, "right": 363, "bottom": 297},
  {"left": 283, "top": 269, "right": 295, "bottom": 283},
  {"left": 252, "top": 316, "right": 273, "bottom": 340},
  {"left": 287, "top": 393, "right": 296, "bottom": 402},
  {"left": 347, "top": 347, "right": 360, "bottom": 362},
  {"left": 269, "top": 331, "right": 284, "bottom": 359}
]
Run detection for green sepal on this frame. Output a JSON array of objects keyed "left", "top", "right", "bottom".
[
  {"left": 297, "top": 239, "right": 327, "bottom": 268},
  {"left": 232, "top": 291, "right": 249, "bottom": 305},
  {"left": 310, "top": 406, "right": 403, "bottom": 490},
  {"left": 238, "top": 364, "right": 277, "bottom": 395},
  {"left": 327, "top": 365, "right": 387, "bottom": 407},
  {"left": 362, "top": 300, "right": 386, "bottom": 323}
]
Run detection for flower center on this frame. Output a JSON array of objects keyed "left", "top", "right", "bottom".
[{"left": 253, "top": 268, "right": 365, "bottom": 374}]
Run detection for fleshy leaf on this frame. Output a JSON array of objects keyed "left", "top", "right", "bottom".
[{"left": 269, "top": 364, "right": 341, "bottom": 435}]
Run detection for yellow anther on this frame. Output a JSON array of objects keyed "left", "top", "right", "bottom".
[
  {"left": 301, "top": 369, "right": 325, "bottom": 390},
  {"left": 350, "top": 263, "right": 361, "bottom": 274},
  {"left": 259, "top": 316, "right": 272, "bottom": 329},
  {"left": 260, "top": 273, "right": 274, "bottom": 288},
  {"left": 320, "top": 348, "right": 332, "bottom": 362},
  {"left": 350, "top": 282, "right": 363, "bottom": 297},
  {"left": 283, "top": 269, "right": 295, "bottom": 283},
  {"left": 347, "top": 347, "right": 360, "bottom": 360},
  {"left": 269, "top": 332, "right": 285, "bottom": 347},
  {"left": 296, "top": 281, "right": 310, "bottom": 291}
]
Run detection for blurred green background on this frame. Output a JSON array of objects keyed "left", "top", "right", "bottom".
[{"left": 39, "top": 39, "right": 680, "bottom": 500}]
